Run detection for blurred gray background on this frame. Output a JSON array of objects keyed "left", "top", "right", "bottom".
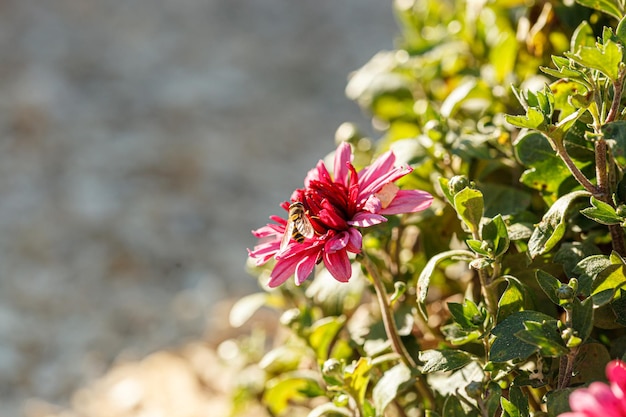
[{"left": 0, "top": 0, "right": 397, "bottom": 414}]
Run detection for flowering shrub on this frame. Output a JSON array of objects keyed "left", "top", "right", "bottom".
[{"left": 233, "top": 1, "right": 626, "bottom": 416}]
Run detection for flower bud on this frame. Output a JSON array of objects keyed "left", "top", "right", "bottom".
[
  {"left": 556, "top": 284, "right": 575, "bottom": 300},
  {"left": 322, "top": 359, "right": 342, "bottom": 378},
  {"left": 449, "top": 175, "right": 470, "bottom": 195},
  {"left": 465, "top": 381, "right": 483, "bottom": 399}
]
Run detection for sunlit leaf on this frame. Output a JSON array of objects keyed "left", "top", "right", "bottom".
[
  {"left": 575, "top": 0, "right": 623, "bottom": 20},
  {"left": 528, "top": 190, "right": 591, "bottom": 257},
  {"left": 417, "top": 250, "right": 475, "bottom": 318},
  {"left": 373, "top": 364, "right": 412, "bottom": 416},
  {"left": 419, "top": 349, "right": 474, "bottom": 373}
]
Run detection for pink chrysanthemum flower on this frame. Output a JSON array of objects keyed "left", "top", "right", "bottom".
[
  {"left": 248, "top": 142, "right": 433, "bottom": 287},
  {"left": 559, "top": 360, "right": 626, "bottom": 417}
]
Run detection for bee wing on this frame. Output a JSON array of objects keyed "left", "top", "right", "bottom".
[
  {"left": 280, "top": 219, "right": 296, "bottom": 252},
  {"left": 294, "top": 214, "right": 315, "bottom": 239}
]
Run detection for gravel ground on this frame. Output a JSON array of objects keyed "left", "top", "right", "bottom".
[{"left": 0, "top": 0, "right": 397, "bottom": 415}]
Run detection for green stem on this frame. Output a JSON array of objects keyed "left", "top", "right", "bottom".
[
  {"left": 552, "top": 137, "right": 598, "bottom": 195},
  {"left": 360, "top": 253, "right": 436, "bottom": 407}
]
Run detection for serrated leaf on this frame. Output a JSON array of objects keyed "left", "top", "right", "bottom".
[
  {"left": 419, "top": 349, "right": 475, "bottom": 373},
  {"left": 454, "top": 187, "right": 484, "bottom": 234},
  {"left": 536, "top": 270, "right": 563, "bottom": 305},
  {"left": 417, "top": 249, "right": 475, "bottom": 318},
  {"left": 373, "top": 364, "right": 412, "bottom": 416},
  {"left": 505, "top": 107, "right": 546, "bottom": 129},
  {"left": 515, "top": 132, "right": 571, "bottom": 197},
  {"left": 528, "top": 190, "right": 591, "bottom": 258},
  {"left": 566, "top": 40, "right": 623, "bottom": 81},
  {"left": 580, "top": 196, "right": 623, "bottom": 224},
  {"left": 490, "top": 311, "right": 558, "bottom": 362}
]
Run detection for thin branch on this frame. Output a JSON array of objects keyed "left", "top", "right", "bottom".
[{"left": 360, "top": 253, "right": 436, "bottom": 407}]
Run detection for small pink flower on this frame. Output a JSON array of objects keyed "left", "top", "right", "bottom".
[
  {"left": 248, "top": 142, "right": 433, "bottom": 287},
  {"left": 559, "top": 360, "right": 626, "bottom": 417}
]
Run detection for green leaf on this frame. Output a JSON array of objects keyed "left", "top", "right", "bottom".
[
  {"left": 571, "top": 21, "right": 596, "bottom": 52},
  {"left": 575, "top": 0, "right": 624, "bottom": 20},
  {"left": 259, "top": 345, "right": 304, "bottom": 374},
  {"left": 571, "top": 297, "right": 594, "bottom": 343},
  {"left": 454, "top": 187, "right": 484, "bottom": 234},
  {"left": 566, "top": 39, "right": 623, "bottom": 81},
  {"left": 438, "top": 177, "right": 454, "bottom": 205},
  {"left": 481, "top": 183, "right": 532, "bottom": 217},
  {"left": 592, "top": 252, "right": 626, "bottom": 302},
  {"left": 536, "top": 270, "right": 563, "bottom": 305},
  {"left": 482, "top": 215, "right": 510, "bottom": 257},
  {"left": 602, "top": 121, "right": 626, "bottom": 168},
  {"left": 263, "top": 371, "right": 325, "bottom": 415},
  {"left": 613, "top": 288, "right": 626, "bottom": 325},
  {"left": 574, "top": 254, "right": 611, "bottom": 296},
  {"left": 570, "top": 343, "right": 612, "bottom": 384},
  {"left": 443, "top": 395, "right": 477, "bottom": 417},
  {"left": 497, "top": 276, "right": 528, "bottom": 322},
  {"left": 419, "top": 349, "right": 475, "bottom": 373},
  {"left": 528, "top": 190, "right": 592, "bottom": 258},
  {"left": 617, "top": 15, "right": 626, "bottom": 46},
  {"left": 490, "top": 311, "right": 559, "bottom": 362},
  {"left": 514, "top": 132, "right": 571, "bottom": 197},
  {"left": 417, "top": 249, "right": 475, "bottom": 318},
  {"left": 505, "top": 107, "right": 546, "bottom": 130},
  {"left": 580, "top": 196, "right": 623, "bottom": 225},
  {"left": 545, "top": 388, "right": 575, "bottom": 417},
  {"left": 344, "top": 358, "right": 373, "bottom": 405},
  {"left": 372, "top": 364, "right": 412, "bottom": 417},
  {"left": 486, "top": 381, "right": 503, "bottom": 417},
  {"left": 309, "top": 316, "right": 346, "bottom": 361},
  {"left": 515, "top": 320, "right": 569, "bottom": 357},
  {"left": 448, "top": 299, "right": 482, "bottom": 329},
  {"left": 229, "top": 292, "right": 271, "bottom": 327}
]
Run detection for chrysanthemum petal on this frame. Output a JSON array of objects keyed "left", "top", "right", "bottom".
[
  {"left": 326, "top": 231, "right": 349, "bottom": 251},
  {"left": 347, "top": 228, "right": 362, "bottom": 253},
  {"left": 348, "top": 212, "right": 388, "bottom": 227},
  {"left": 380, "top": 189, "right": 434, "bottom": 215},
  {"left": 358, "top": 150, "right": 396, "bottom": 191},
  {"left": 294, "top": 253, "right": 318, "bottom": 285},
  {"left": 333, "top": 142, "right": 352, "bottom": 187},
  {"left": 247, "top": 243, "right": 279, "bottom": 265},
  {"left": 267, "top": 257, "right": 299, "bottom": 288},
  {"left": 357, "top": 165, "right": 413, "bottom": 205},
  {"left": 323, "top": 249, "right": 352, "bottom": 282}
]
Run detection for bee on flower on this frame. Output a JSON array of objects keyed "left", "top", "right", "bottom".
[{"left": 248, "top": 142, "right": 433, "bottom": 288}]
